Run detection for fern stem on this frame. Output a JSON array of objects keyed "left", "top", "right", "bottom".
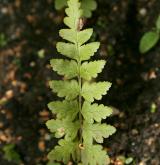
[
  {"left": 78, "top": 67, "right": 83, "bottom": 144},
  {"left": 76, "top": 32, "right": 83, "bottom": 162}
]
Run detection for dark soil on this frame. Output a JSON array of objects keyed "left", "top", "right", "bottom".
[{"left": 0, "top": 0, "right": 160, "bottom": 165}]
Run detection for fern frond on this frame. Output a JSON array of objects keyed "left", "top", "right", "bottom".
[{"left": 47, "top": 0, "right": 116, "bottom": 164}]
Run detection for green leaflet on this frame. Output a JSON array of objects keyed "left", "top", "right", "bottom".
[
  {"left": 55, "top": 0, "right": 67, "bottom": 10},
  {"left": 139, "top": 31, "right": 159, "bottom": 54},
  {"left": 78, "top": 29, "right": 93, "bottom": 45},
  {"left": 82, "top": 122, "right": 116, "bottom": 145},
  {"left": 49, "top": 80, "right": 79, "bottom": 100},
  {"left": 46, "top": 119, "right": 80, "bottom": 140},
  {"left": 81, "top": 0, "right": 97, "bottom": 18},
  {"left": 48, "top": 100, "right": 79, "bottom": 121},
  {"left": 82, "top": 82, "right": 112, "bottom": 102},
  {"left": 47, "top": 0, "right": 115, "bottom": 164},
  {"left": 54, "top": 0, "right": 97, "bottom": 18},
  {"left": 59, "top": 29, "right": 77, "bottom": 43},
  {"left": 57, "top": 42, "right": 78, "bottom": 60},
  {"left": 81, "top": 60, "right": 106, "bottom": 80},
  {"left": 50, "top": 59, "right": 78, "bottom": 79},
  {"left": 59, "top": 28, "right": 93, "bottom": 45},
  {"left": 81, "top": 144, "right": 110, "bottom": 165},
  {"left": 82, "top": 101, "right": 113, "bottom": 123},
  {"left": 80, "top": 42, "right": 100, "bottom": 61},
  {"left": 139, "top": 15, "right": 160, "bottom": 54},
  {"left": 48, "top": 139, "right": 78, "bottom": 163}
]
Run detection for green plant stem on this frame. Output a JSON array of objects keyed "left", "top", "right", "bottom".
[{"left": 76, "top": 34, "right": 83, "bottom": 162}]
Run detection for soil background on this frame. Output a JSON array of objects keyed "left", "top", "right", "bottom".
[{"left": 0, "top": 0, "right": 160, "bottom": 165}]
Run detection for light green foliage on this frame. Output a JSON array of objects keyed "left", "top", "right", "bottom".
[
  {"left": 50, "top": 59, "right": 78, "bottom": 79},
  {"left": 54, "top": 0, "right": 97, "bottom": 18},
  {"left": 59, "top": 28, "right": 93, "bottom": 45},
  {"left": 80, "top": 60, "right": 106, "bottom": 80},
  {"left": 46, "top": 0, "right": 115, "bottom": 164},
  {"left": 139, "top": 31, "right": 159, "bottom": 54},
  {"left": 81, "top": 145, "right": 110, "bottom": 165},
  {"left": 48, "top": 100, "right": 79, "bottom": 121},
  {"left": 82, "top": 82, "right": 111, "bottom": 102},
  {"left": 82, "top": 102, "right": 113, "bottom": 123},
  {"left": 83, "top": 122, "right": 116, "bottom": 144},
  {"left": 3, "top": 144, "right": 21, "bottom": 164},
  {"left": 55, "top": 0, "right": 67, "bottom": 10},
  {"left": 46, "top": 119, "right": 80, "bottom": 140},
  {"left": 81, "top": 0, "right": 97, "bottom": 18},
  {"left": 57, "top": 42, "right": 77, "bottom": 60},
  {"left": 139, "top": 15, "right": 160, "bottom": 54},
  {"left": 80, "top": 42, "right": 100, "bottom": 61},
  {"left": 48, "top": 139, "right": 78, "bottom": 163},
  {"left": 49, "top": 80, "right": 79, "bottom": 100}
]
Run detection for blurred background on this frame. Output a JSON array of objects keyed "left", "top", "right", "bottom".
[{"left": 0, "top": 0, "right": 160, "bottom": 165}]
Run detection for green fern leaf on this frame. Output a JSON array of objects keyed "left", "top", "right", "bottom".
[
  {"left": 49, "top": 80, "right": 79, "bottom": 100},
  {"left": 139, "top": 31, "right": 159, "bottom": 54},
  {"left": 83, "top": 122, "right": 116, "bottom": 145},
  {"left": 50, "top": 59, "right": 78, "bottom": 79},
  {"left": 55, "top": 0, "right": 67, "bottom": 10},
  {"left": 80, "top": 60, "right": 106, "bottom": 80},
  {"left": 59, "top": 29, "right": 77, "bottom": 43},
  {"left": 47, "top": 0, "right": 115, "bottom": 164},
  {"left": 48, "top": 100, "right": 79, "bottom": 121},
  {"left": 46, "top": 119, "right": 80, "bottom": 140},
  {"left": 82, "top": 101, "right": 113, "bottom": 123},
  {"left": 78, "top": 29, "right": 93, "bottom": 45},
  {"left": 81, "top": 144, "right": 110, "bottom": 165},
  {"left": 48, "top": 139, "right": 77, "bottom": 163},
  {"left": 57, "top": 42, "right": 77, "bottom": 60},
  {"left": 59, "top": 28, "right": 93, "bottom": 45},
  {"left": 81, "top": 0, "right": 97, "bottom": 18},
  {"left": 80, "top": 42, "right": 100, "bottom": 61},
  {"left": 82, "top": 82, "right": 112, "bottom": 102}
]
